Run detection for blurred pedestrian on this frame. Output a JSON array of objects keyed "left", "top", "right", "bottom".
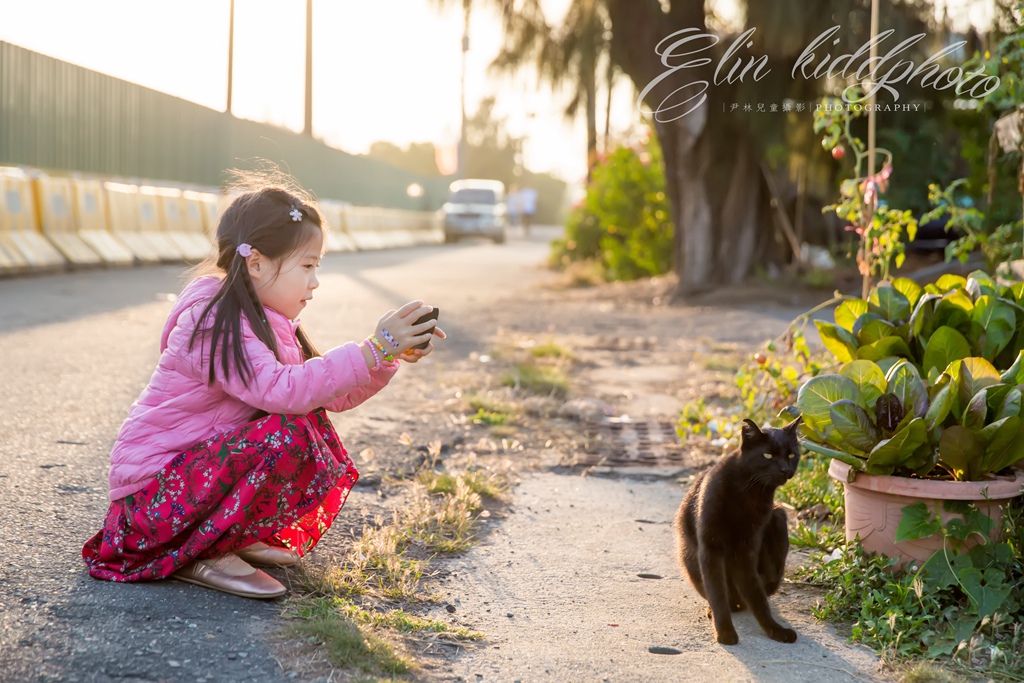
[
  {"left": 82, "top": 174, "right": 444, "bottom": 599},
  {"left": 519, "top": 183, "right": 538, "bottom": 237}
]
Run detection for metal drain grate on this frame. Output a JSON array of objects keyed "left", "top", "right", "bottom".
[{"left": 568, "top": 418, "right": 685, "bottom": 468}]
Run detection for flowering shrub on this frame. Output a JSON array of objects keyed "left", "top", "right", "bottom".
[{"left": 550, "top": 136, "right": 673, "bottom": 281}]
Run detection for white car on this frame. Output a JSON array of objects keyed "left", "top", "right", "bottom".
[{"left": 442, "top": 179, "right": 507, "bottom": 244}]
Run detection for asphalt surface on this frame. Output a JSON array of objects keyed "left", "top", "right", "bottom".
[{"left": 0, "top": 230, "right": 555, "bottom": 683}]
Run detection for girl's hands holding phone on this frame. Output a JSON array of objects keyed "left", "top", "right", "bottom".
[{"left": 374, "top": 301, "right": 444, "bottom": 361}]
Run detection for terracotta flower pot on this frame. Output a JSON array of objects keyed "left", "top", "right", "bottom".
[{"left": 828, "top": 459, "right": 1024, "bottom": 567}]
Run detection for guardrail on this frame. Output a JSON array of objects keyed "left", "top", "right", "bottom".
[{"left": 0, "top": 166, "right": 444, "bottom": 277}]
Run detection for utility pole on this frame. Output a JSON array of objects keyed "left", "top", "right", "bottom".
[
  {"left": 226, "top": 0, "right": 235, "bottom": 114},
  {"left": 458, "top": 0, "right": 470, "bottom": 179},
  {"left": 304, "top": 0, "right": 313, "bottom": 137}
]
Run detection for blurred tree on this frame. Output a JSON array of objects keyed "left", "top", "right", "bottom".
[
  {"left": 439, "top": 0, "right": 982, "bottom": 296},
  {"left": 490, "top": 0, "right": 614, "bottom": 182},
  {"left": 365, "top": 141, "right": 443, "bottom": 176}
]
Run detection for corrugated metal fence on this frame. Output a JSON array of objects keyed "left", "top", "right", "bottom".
[{"left": 0, "top": 41, "right": 449, "bottom": 210}]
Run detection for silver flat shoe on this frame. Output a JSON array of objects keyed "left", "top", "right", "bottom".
[
  {"left": 172, "top": 552, "right": 287, "bottom": 599},
  {"left": 235, "top": 541, "right": 301, "bottom": 567}
]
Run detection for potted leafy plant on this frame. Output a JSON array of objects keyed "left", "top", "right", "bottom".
[{"left": 797, "top": 272, "right": 1024, "bottom": 564}]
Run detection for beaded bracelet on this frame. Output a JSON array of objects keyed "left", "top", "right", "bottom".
[
  {"left": 368, "top": 335, "right": 395, "bottom": 362},
  {"left": 363, "top": 339, "right": 381, "bottom": 371},
  {"left": 380, "top": 328, "right": 400, "bottom": 349}
]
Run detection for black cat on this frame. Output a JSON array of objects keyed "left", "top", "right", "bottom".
[{"left": 675, "top": 417, "right": 802, "bottom": 645}]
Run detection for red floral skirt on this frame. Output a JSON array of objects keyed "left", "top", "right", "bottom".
[{"left": 82, "top": 409, "right": 358, "bottom": 582}]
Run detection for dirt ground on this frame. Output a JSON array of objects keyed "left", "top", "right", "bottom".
[{"left": 276, "top": 269, "right": 888, "bottom": 682}]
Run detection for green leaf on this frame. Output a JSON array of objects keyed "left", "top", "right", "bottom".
[
  {"left": 909, "top": 293, "right": 941, "bottom": 340},
  {"left": 815, "top": 321, "right": 857, "bottom": 363},
  {"left": 995, "top": 388, "right": 1021, "bottom": 422},
  {"left": 857, "top": 319, "right": 898, "bottom": 346},
  {"left": 875, "top": 356, "right": 903, "bottom": 376},
  {"left": 830, "top": 400, "right": 881, "bottom": 453},
  {"left": 985, "top": 383, "right": 1012, "bottom": 418},
  {"left": 935, "top": 274, "right": 967, "bottom": 292},
  {"left": 869, "top": 284, "right": 912, "bottom": 322},
  {"left": 984, "top": 415, "right": 1024, "bottom": 474},
  {"left": 967, "top": 270, "right": 998, "bottom": 298},
  {"left": 857, "top": 336, "right": 914, "bottom": 362},
  {"left": 852, "top": 311, "right": 887, "bottom": 338},
  {"left": 919, "top": 548, "right": 965, "bottom": 589},
  {"left": 797, "top": 374, "right": 864, "bottom": 445},
  {"left": 799, "top": 438, "right": 867, "bottom": 469},
  {"left": 961, "top": 387, "right": 988, "bottom": 431},
  {"left": 933, "top": 289, "right": 974, "bottom": 334},
  {"left": 835, "top": 298, "right": 869, "bottom": 333},
  {"left": 959, "top": 568, "right": 1012, "bottom": 619},
  {"left": 895, "top": 502, "right": 941, "bottom": 542},
  {"left": 886, "top": 360, "right": 929, "bottom": 419},
  {"left": 1009, "top": 281, "right": 1024, "bottom": 305},
  {"left": 999, "top": 350, "right": 1024, "bottom": 384},
  {"left": 840, "top": 360, "right": 887, "bottom": 408},
  {"left": 922, "top": 326, "right": 971, "bottom": 377},
  {"left": 891, "top": 277, "right": 923, "bottom": 309},
  {"left": 939, "top": 425, "right": 986, "bottom": 481},
  {"left": 867, "top": 418, "right": 926, "bottom": 468},
  {"left": 925, "top": 375, "right": 955, "bottom": 431},
  {"left": 949, "top": 358, "right": 1001, "bottom": 413},
  {"left": 971, "top": 295, "right": 1016, "bottom": 360}
]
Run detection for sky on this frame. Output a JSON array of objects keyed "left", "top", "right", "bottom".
[
  {"left": 0, "top": 0, "right": 998, "bottom": 184},
  {"left": 0, "top": 0, "right": 643, "bottom": 184}
]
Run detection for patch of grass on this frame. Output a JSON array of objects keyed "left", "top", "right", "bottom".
[
  {"left": 502, "top": 361, "right": 569, "bottom": 397},
  {"left": 788, "top": 520, "right": 844, "bottom": 551},
  {"left": 289, "top": 609, "right": 411, "bottom": 676},
  {"left": 335, "top": 598, "right": 482, "bottom": 640},
  {"left": 286, "top": 465, "right": 507, "bottom": 678},
  {"left": 529, "top": 340, "right": 574, "bottom": 360},
  {"left": 777, "top": 453, "right": 844, "bottom": 521},
  {"left": 405, "top": 483, "right": 481, "bottom": 553},
  {"left": 419, "top": 469, "right": 507, "bottom": 500},
  {"left": 468, "top": 395, "right": 510, "bottom": 414},
  {"left": 471, "top": 408, "right": 508, "bottom": 426},
  {"left": 898, "top": 661, "right": 964, "bottom": 683},
  {"left": 297, "top": 523, "right": 425, "bottom": 601}
]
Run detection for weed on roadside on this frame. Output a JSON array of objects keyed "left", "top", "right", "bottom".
[
  {"left": 529, "top": 340, "right": 574, "bottom": 360},
  {"left": 777, "top": 453, "right": 844, "bottom": 521},
  {"left": 284, "top": 466, "right": 509, "bottom": 679},
  {"left": 287, "top": 604, "right": 412, "bottom": 677},
  {"left": 503, "top": 361, "right": 569, "bottom": 397}
]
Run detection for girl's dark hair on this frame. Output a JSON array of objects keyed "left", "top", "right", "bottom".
[{"left": 187, "top": 172, "right": 326, "bottom": 388}]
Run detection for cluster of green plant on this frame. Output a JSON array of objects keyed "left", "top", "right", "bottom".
[
  {"left": 550, "top": 136, "right": 673, "bottom": 282},
  {"left": 815, "top": 93, "right": 918, "bottom": 289},
  {"left": 677, "top": 321, "right": 829, "bottom": 447},
  {"left": 933, "top": 3, "right": 1024, "bottom": 270},
  {"left": 798, "top": 272, "right": 1024, "bottom": 480},
  {"left": 796, "top": 500, "right": 1024, "bottom": 677},
  {"left": 923, "top": 178, "right": 1023, "bottom": 272},
  {"left": 502, "top": 360, "right": 569, "bottom": 397}
]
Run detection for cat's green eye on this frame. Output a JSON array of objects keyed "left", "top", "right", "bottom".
[
  {"left": 763, "top": 453, "right": 772, "bottom": 459},
  {"left": 787, "top": 453, "right": 795, "bottom": 459}
]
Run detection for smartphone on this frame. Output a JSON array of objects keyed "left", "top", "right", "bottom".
[{"left": 411, "top": 307, "right": 440, "bottom": 350}]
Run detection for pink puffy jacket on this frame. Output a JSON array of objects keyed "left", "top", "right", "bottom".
[{"left": 107, "top": 276, "right": 398, "bottom": 501}]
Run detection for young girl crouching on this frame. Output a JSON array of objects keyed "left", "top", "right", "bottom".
[{"left": 82, "top": 182, "right": 443, "bottom": 599}]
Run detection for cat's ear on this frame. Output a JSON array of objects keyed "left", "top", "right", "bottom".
[
  {"left": 741, "top": 419, "right": 765, "bottom": 444},
  {"left": 783, "top": 415, "right": 803, "bottom": 436}
]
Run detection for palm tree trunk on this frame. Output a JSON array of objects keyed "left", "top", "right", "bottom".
[
  {"left": 607, "top": 0, "right": 769, "bottom": 296},
  {"left": 604, "top": 56, "right": 613, "bottom": 154}
]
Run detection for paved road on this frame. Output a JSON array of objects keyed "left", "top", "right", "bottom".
[{"left": 0, "top": 229, "right": 558, "bottom": 683}]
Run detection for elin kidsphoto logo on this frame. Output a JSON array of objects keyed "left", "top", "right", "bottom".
[{"left": 637, "top": 25, "right": 1002, "bottom": 122}]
